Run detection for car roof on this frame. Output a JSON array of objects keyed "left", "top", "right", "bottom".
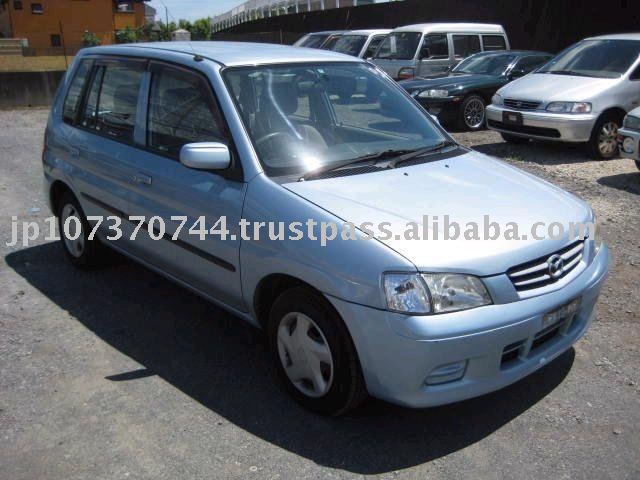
[
  {"left": 339, "top": 29, "right": 392, "bottom": 36},
  {"left": 82, "top": 41, "right": 362, "bottom": 67},
  {"left": 470, "top": 50, "right": 551, "bottom": 56},
  {"left": 305, "top": 30, "right": 348, "bottom": 36},
  {"left": 393, "top": 23, "right": 505, "bottom": 34},
  {"left": 585, "top": 33, "right": 640, "bottom": 41}
]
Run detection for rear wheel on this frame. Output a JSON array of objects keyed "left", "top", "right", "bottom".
[
  {"left": 268, "top": 287, "right": 367, "bottom": 415},
  {"left": 501, "top": 132, "right": 530, "bottom": 144},
  {"left": 458, "top": 94, "right": 486, "bottom": 131},
  {"left": 587, "top": 112, "right": 622, "bottom": 159},
  {"left": 57, "top": 191, "right": 108, "bottom": 269}
]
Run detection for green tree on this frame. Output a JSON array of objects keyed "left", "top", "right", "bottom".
[
  {"left": 190, "top": 18, "right": 212, "bottom": 40},
  {"left": 81, "top": 30, "right": 101, "bottom": 47},
  {"left": 115, "top": 26, "right": 139, "bottom": 44}
]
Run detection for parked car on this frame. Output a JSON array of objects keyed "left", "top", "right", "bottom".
[
  {"left": 293, "top": 30, "right": 346, "bottom": 49},
  {"left": 618, "top": 107, "right": 640, "bottom": 170},
  {"left": 487, "top": 34, "right": 640, "bottom": 159},
  {"left": 372, "top": 23, "right": 510, "bottom": 80},
  {"left": 321, "top": 29, "right": 391, "bottom": 58},
  {"left": 400, "top": 50, "right": 552, "bottom": 130},
  {"left": 44, "top": 42, "right": 608, "bottom": 415}
]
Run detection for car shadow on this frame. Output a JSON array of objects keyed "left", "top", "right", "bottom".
[
  {"left": 597, "top": 171, "right": 640, "bottom": 195},
  {"left": 6, "top": 242, "right": 574, "bottom": 474},
  {"left": 472, "top": 140, "right": 598, "bottom": 165}
]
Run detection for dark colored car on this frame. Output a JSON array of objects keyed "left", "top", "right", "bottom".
[{"left": 399, "top": 50, "right": 553, "bottom": 131}]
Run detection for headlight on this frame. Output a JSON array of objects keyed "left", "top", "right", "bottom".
[
  {"left": 546, "top": 102, "right": 592, "bottom": 114},
  {"left": 418, "top": 89, "right": 449, "bottom": 98},
  {"left": 492, "top": 93, "right": 503, "bottom": 106},
  {"left": 622, "top": 136, "right": 636, "bottom": 154},
  {"left": 421, "top": 274, "right": 492, "bottom": 314},
  {"left": 623, "top": 115, "right": 640, "bottom": 131},
  {"left": 383, "top": 273, "right": 492, "bottom": 315}
]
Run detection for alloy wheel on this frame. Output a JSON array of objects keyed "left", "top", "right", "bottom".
[
  {"left": 464, "top": 98, "right": 485, "bottom": 129},
  {"left": 61, "top": 204, "right": 85, "bottom": 258},
  {"left": 598, "top": 121, "right": 619, "bottom": 157},
  {"left": 276, "top": 312, "right": 334, "bottom": 398}
]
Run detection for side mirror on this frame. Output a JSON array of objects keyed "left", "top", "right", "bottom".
[
  {"left": 510, "top": 68, "right": 526, "bottom": 79},
  {"left": 180, "top": 142, "right": 231, "bottom": 171}
]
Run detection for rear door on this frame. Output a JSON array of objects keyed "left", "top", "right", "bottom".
[
  {"left": 124, "top": 61, "right": 246, "bottom": 311},
  {"left": 416, "top": 33, "right": 451, "bottom": 76}
]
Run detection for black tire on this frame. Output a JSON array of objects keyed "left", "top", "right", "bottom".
[
  {"left": 268, "top": 287, "right": 367, "bottom": 416},
  {"left": 587, "top": 112, "right": 622, "bottom": 160},
  {"left": 636, "top": 160, "right": 640, "bottom": 171},
  {"left": 501, "top": 132, "right": 530, "bottom": 144},
  {"left": 57, "top": 191, "right": 108, "bottom": 269},
  {"left": 457, "top": 94, "right": 486, "bottom": 131}
]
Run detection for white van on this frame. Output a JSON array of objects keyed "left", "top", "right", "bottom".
[{"left": 372, "top": 23, "right": 510, "bottom": 80}]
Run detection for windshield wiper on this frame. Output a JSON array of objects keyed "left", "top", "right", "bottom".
[
  {"left": 388, "top": 140, "right": 457, "bottom": 168},
  {"left": 545, "top": 70, "right": 599, "bottom": 78},
  {"left": 299, "top": 148, "right": 417, "bottom": 181}
]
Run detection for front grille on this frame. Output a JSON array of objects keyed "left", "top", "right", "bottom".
[
  {"left": 504, "top": 99, "right": 541, "bottom": 110},
  {"left": 488, "top": 120, "right": 561, "bottom": 138},
  {"left": 507, "top": 240, "right": 585, "bottom": 292}
]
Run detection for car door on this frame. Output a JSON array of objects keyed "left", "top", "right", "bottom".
[
  {"left": 62, "top": 56, "right": 147, "bottom": 252},
  {"left": 124, "top": 61, "right": 247, "bottom": 311},
  {"left": 416, "top": 33, "right": 451, "bottom": 76},
  {"left": 621, "top": 62, "right": 640, "bottom": 112},
  {"left": 451, "top": 33, "right": 482, "bottom": 63}
]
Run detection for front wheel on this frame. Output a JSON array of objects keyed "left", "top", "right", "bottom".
[
  {"left": 268, "top": 287, "right": 367, "bottom": 415},
  {"left": 457, "top": 94, "right": 486, "bottom": 131},
  {"left": 636, "top": 160, "right": 640, "bottom": 171},
  {"left": 587, "top": 113, "right": 622, "bottom": 159}
]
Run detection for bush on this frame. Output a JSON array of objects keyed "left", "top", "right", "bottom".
[{"left": 81, "top": 31, "right": 101, "bottom": 47}]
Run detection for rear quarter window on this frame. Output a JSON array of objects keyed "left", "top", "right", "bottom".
[{"left": 62, "top": 59, "right": 93, "bottom": 124}]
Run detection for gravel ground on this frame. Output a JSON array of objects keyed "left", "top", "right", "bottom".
[{"left": 0, "top": 108, "right": 639, "bottom": 480}]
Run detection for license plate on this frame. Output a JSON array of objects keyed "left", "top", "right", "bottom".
[
  {"left": 542, "top": 297, "right": 581, "bottom": 330},
  {"left": 503, "top": 111, "right": 523, "bottom": 125}
]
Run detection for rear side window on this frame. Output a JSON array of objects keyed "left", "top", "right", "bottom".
[
  {"left": 63, "top": 59, "right": 93, "bottom": 124},
  {"left": 483, "top": 35, "right": 507, "bottom": 51},
  {"left": 420, "top": 34, "right": 449, "bottom": 60},
  {"left": 147, "top": 64, "right": 227, "bottom": 158},
  {"left": 453, "top": 35, "right": 481, "bottom": 59},
  {"left": 80, "top": 59, "right": 144, "bottom": 144}
]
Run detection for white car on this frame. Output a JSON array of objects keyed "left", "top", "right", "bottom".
[
  {"left": 487, "top": 34, "right": 640, "bottom": 159},
  {"left": 619, "top": 106, "right": 640, "bottom": 170}
]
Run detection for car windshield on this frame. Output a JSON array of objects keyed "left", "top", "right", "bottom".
[
  {"left": 537, "top": 39, "right": 640, "bottom": 78},
  {"left": 453, "top": 53, "right": 517, "bottom": 75},
  {"left": 327, "top": 35, "right": 368, "bottom": 57},
  {"left": 298, "top": 34, "right": 331, "bottom": 49},
  {"left": 374, "top": 32, "right": 422, "bottom": 60},
  {"left": 224, "top": 63, "right": 447, "bottom": 177}
]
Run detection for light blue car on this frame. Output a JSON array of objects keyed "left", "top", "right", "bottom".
[{"left": 43, "top": 42, "right": 609, "bottom": 415}]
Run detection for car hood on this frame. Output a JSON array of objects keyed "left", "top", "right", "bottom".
[
  {"left": 498, "top": 73, "right": 616, "bottom": 102},
  {"left": 400, "top": 73, "right": 498, "bottom": 92},
  {"left": 283, "top": 151, "right": 590, "bottom": 276}
]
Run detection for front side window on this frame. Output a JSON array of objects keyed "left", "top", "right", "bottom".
[
  {"left": 452, "top": 35, "right": 481, "bottom": 59},
  {"left": 80, "top": 60, "right": 144, "bottom": 144},
  {"left": 374, "top": 32, "right": 422, "bottom": 60},
  {"left": 482, "top": 35, "right": 507, "bottom": 51},
  {"left": 420, "top": 34, "right": 449, "bottom": 60},
  {"left": 224, "top": 63, "right": 446, "bottom": 177},
  {"left": 537, "top": 39, "right": 640, "bottom": 78},
  {"left": 328, "top": 35, "right": 368, "bottom": 57},
  {"left": 364, "top": 35, "right": 386, "bottom": 58},
  {"left": 147, "top": 64, "right": 227, "bottom": 158},
  {"left": 452, "top": 53, "right": 517, "bottom": 75}
]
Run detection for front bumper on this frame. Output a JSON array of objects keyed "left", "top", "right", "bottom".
[
  {"left": 415, "top": 96, "right": 460, "bottom": 124},
  {"left": 618, "top": 127, "right": 640, "bottom": 162},
  {"left": 486, "top": 105, "right": 597, "bottom": 142},
  {"left": 328, "top": 244, "right": 610, "bottom": 408}
]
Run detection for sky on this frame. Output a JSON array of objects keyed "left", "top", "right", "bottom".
[{"left": 147, "top": 0, "right": 245, "bottom": 22}]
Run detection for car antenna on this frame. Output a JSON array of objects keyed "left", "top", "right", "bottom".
[{"left": 188, "top": 41, "right": 203, "bottom": 62}]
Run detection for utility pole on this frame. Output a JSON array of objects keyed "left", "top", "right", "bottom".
[{"left": 165, "top": 5, "right": 169, "bottom": 40}]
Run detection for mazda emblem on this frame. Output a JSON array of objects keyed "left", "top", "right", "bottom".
[{"left": 547, "top": 254, "right": 565, "bottom": 279}]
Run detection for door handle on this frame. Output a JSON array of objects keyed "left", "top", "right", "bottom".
[{"left": 132, "top": 173, "right": 152, "bottom": 186}]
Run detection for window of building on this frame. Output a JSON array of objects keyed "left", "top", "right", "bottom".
[
  {"left": 50, "top": 34, "right": 61, "bottom": 47},
  {"left": 482, "top": 35, "right": 507, "bottom": 51},
  {"left": 147, "top": 64, "right": 227, "bottom": 158},
  {"left": 62, "top": 60, "right": 93, "bottom": 124},
  {"left": 452, "top": 35, "right": 481, "bottom": 59},
  {"left": 30, "top": 2, "right": 43, "bottom": 14},
  {"left": 80, "top": 60, "right": 145, "bottom": 144},
  {"left": 13, "top": 1, "right": 23, "bottom": 10},
  {"left": 420, "top": 34, "right": 449, "bottom": 60},
  {"left": 116, "top": 2, "right": 134, "bottom": 12}
]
